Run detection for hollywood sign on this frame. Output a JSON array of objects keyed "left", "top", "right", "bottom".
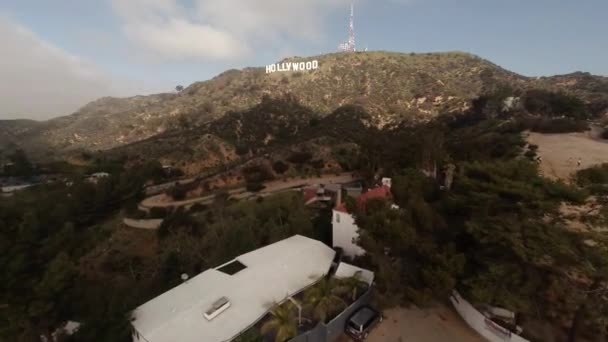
[{"left": 266, "top": 60, "right": 319, "bottom": 74}]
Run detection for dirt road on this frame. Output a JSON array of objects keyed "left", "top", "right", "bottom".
[
  {"left": 526, "top": 127, "right": 608, "bottom": 182},
  {"left": 140, "top": 173, "right": 359, "bottom": 209},
  {"left": 366, "top": 306, "right": 484, "bottom": 342}
]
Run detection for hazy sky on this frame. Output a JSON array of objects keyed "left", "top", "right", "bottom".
[{"left": 1, "top": 0, "right": 607, "bottom": 120}]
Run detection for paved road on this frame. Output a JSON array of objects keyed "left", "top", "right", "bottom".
[
  {"left": 365, "top": 306, "right": 484, "bottom": 342},
  {"left": 123, "top": 218, "right": 163, "bottom": 230},
  {"left": 140, "top": 173, "right": 359, "bottom": 209}
]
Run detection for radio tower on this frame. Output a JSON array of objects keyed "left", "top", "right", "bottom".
[{"left": 338, "top": 3, "right": 356, "bottom": 52}]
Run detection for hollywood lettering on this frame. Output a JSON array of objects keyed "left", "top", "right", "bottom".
[{"left": 265, "top": 60, "right": 319, "bottom": 74}]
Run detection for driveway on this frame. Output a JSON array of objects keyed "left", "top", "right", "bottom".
[{"left": 365, "top": 306, "right": 484, "bottom": 342}]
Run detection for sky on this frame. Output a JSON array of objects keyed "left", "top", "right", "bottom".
[{"left": 1, "top": 0, "right": 607, "bottom": 120}]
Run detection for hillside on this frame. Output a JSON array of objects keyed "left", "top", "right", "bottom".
[{"left": 2, "top": 51, "right": 608, "bottom": 158}]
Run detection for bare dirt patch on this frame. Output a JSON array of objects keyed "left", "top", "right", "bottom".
[
  {"left": 526, "top": 127, "right": 608, "bottom": 182},
  {"left": 364, "top": 306, "right": 484, "bottom": 342}
]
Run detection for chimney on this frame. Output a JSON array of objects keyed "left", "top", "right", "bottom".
[{"left": 335, "top": 186, "right": 342, "bottom": 207}]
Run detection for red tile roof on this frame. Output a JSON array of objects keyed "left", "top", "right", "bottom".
[
  {"left": 334, "top": 185, "right": 392, "bottom": 213},
  {"left": 334, "top": 202, "right": 348, "bottom": 213},
  {"left": 303, "top": 188, "right": 317, "bottom": 203}
]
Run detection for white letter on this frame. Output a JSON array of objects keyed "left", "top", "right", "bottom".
[
  {"left": 306, "top": 61, "right": 312, "bottom": 70},
  {"left": 299, "top": 62, "right": 305, "bottom": 70},
  {"left": 293, "top": 63, "right": 300, "bottom": 71},
  {"left": 312, "top": 60, "right": 318, "bottom": 69},
  {"left": 270, "top": 64, "right": 276, "bottom": 72},
  {"left": 286, "top": 62, "right": 292, "bottom": 71},
  {"left": 266, "top": 65, "right": 272, "bottom": 74}
]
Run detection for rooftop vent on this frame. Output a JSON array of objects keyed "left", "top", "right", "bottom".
[{"left": 203, "top": 297, "right": 230, "bottom": 321}]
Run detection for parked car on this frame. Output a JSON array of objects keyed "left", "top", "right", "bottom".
[{"left": 345, "top": 306, "right": 383, "bottom": 340}]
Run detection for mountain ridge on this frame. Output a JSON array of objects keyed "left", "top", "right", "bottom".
[{"left": 1, "top": 51, "right": 607, "bottom": 159}]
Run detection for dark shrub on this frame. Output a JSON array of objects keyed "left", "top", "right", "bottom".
[
  {"left": 524, "top": 150, "right": 537, "bottom": 160},
  {"left": 157, "top": 221, "right": 170, "bottom": 239},
  {"left": 242, "top": 165, "right": 274, "bottom": 183},
  {"left": 189, "top": 203, "right": 208, "bottom": 213},
  {"left": 577, "top": 163, "right": 608, "bottom": 186},
  {"left": 523, "top": 89, "right": 589, "bottom": 120},
  {"left": 520, "top": 117, "right": 588, "bottom": 133},
  {"left": 287, "top": 151, "right": 313, "bottom": 164},
  {"left": 235, "top": 145, "right": 249, "bottom": 156},
  {"left": 166, "top": 185, "right": 187, "bottom": 200},
  {"left": 149, "top": 207, "right": 168, "bottom": 219},
  {"left": 309, "top": 118, "right": 320, "bottom": 127},
  {"left": 246, "top": 182, "right": 265, "bottom": 192},
  {"left": 601, "top": 128, "right": 608, "bottom": 140},
  {"left": 311, "top": 159, "right": 325, "bottom": 169},
  {"left": 272, "top": 160, "right": 289, "bottom": 174}
]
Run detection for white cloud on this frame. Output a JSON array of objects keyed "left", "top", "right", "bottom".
[
  {"left": 0, "top": 16, "right": 145, "bottom": 120},
  {"left": 111, "top": 0, "right": 352, "bottom": 61}
]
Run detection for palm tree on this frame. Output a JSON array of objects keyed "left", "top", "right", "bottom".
[
  {"left": 261, "top": 302, "right": 297, "bottom": 342},
  {"left": 304, "top": 278, "right": 346, "bottom": 323},
  {"left": 335, "top": 271, "right": 369, "bottom": 301}
]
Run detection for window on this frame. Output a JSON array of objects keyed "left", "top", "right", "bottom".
[
  {"left": 217, "top": 260, "right": 247, "bottom": 275},
  {"left": 348, "top": 321, "right": 361, "bottom": 332},
  {"left": 336, "top": 213, "right": 340, "bottom": 223}
]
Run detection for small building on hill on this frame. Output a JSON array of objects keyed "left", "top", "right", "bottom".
[
  {"left": 332, "top": 180, "right": 393, "bottom": 258},
  {"left": 85, "top": 172, "right": 110, "bottom": 184}
]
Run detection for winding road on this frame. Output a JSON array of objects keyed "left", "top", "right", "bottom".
[{"left": 139, "top": 173, "right": 359, "bottom": 210}]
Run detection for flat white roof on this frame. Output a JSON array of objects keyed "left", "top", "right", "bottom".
[
  {"left": 334, "top": 262, "right": 375, "bottom": 286},
  {"left": 133, "top": 235, "right": 336, "bottom": 342}
]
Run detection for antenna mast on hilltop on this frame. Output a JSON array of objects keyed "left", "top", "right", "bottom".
[{"left": 338, "top": 3, "right": 356, "bottom": 52}]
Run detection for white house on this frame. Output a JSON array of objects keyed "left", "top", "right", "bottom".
[
  {"left": 86, "top": 172, "right": 110, "bottom": 184},
  {"left": 332, "top": 180, "right": 392, "bottom": 258},
  {"left": 132, "top": 235, "right": 337, "bottom": 342}
]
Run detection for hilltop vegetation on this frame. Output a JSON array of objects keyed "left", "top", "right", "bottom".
[{"left": 2, "top": 51, "right": 607, "bottom": 159}]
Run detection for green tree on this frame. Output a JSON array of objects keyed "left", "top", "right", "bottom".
[
  {"left": 260, "top": 303, "right": 297, "bottom": 342},
  {"left": 304, "top": 278, "right": 346, "bottom": 323},
  {"left": 32, "top": 252, "right": 76, "bottom": 320},
  {"left": 335, "top": 271, "right": 368, "bottom": 301},
  {"left": 5, "top": 149, "right": 34, "bottom": 177}
]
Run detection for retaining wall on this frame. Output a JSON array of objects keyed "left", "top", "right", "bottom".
[{"left": 450, "top": 291, "right": 529, "bottom": 342}]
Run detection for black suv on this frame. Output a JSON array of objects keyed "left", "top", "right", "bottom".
[{"left": 345, "top": 306, "right": 383, "bottom": 340}]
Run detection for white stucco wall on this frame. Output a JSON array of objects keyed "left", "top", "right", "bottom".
[
  {"left": 332, "top": 210, "right": 366, "bottom": 258},
  {"left": 450, "top": 291, "right": 529, "bottom": 342}
]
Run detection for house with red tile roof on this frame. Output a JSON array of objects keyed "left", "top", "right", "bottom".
[{"left": 332, "top": 178, "right": 393, "bottom": 257}]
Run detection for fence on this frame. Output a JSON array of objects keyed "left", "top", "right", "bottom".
[
  {"left": 450, "top": 291, "right": 529, "bottom": 342},
  {"left": 288, "top": 286, "right": 374, "bottom": 342}
]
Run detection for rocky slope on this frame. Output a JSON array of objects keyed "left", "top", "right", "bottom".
[{"left": 1, "top": 51, "right": 607, "bottom": 158}]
